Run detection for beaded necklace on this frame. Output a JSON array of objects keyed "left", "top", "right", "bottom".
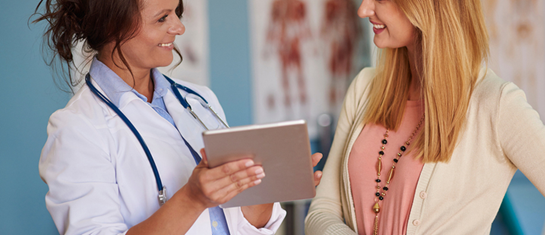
[{"left": 372, "top": 117, "right": 424, "bottom": 235}]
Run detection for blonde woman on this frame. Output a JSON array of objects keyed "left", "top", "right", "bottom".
[{"left": 305, "top": 0, "right": 545, "bottom": 234}]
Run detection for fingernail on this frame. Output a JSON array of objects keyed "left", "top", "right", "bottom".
[
  {"left": 256, "top": 173, "right": 265, "bottom": 179},
  {"left": 255, "top": 168, "right": 263, "bottom": 175},
  {"left": 253, "top": 179, "right": 262, "bottom": 185},
  {"left": 245, "top": 160, "right": 254, "bottom": 167}
]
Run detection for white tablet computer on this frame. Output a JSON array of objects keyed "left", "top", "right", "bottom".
[{"left": 202, "top": 120, "right": 316, "bottom": 208}]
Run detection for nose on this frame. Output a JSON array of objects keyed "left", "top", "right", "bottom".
[
  {"left": 358, "top": 0, "right": 375, "bottom": 18},
  {"left": 169, "top": 16, "right": 185, "bottom": 35}
]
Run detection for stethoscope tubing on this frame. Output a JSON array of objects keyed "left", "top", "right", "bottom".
[
  {"left": 85, "top": 75, "right": 165, "bottom": 196},
  {"left": 85, "top": 73, "right": 229, "bottom": 205},
  {"left": 164, "top": 76, "right": 229, "bottom": 130}
]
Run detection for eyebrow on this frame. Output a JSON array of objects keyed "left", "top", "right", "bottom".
[{"left": 153, "top": 9, "right": 172, "bottom": 18}]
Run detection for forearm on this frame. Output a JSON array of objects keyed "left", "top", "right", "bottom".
[
  {"left": 127, "top": 186, "right": 206, "bottom": 235},
  {"left": 241, "top": 203, "right": 274, "bottom": 228}
]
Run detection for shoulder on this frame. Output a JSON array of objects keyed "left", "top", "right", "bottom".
[
  {"left": 473, "top": 68, "right": 508, "bottom": 99},
  {"left": 47, "top": 86, "right": 111, "bottom": 139},
  {"left": 344, "top": 67, "right": 376, "bottom": 108},
  {"left": 471, "top": 68, "right": 522, "bottom": 107},
  {"left": 350, "top": 67, "right": 376, "bottom": 91}
]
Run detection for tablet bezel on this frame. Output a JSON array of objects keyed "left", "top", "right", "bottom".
[{"left": 202, "top": 120, "right": 316, "bottom": 208}]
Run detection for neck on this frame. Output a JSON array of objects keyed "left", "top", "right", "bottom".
[
  {"left": 406, "top": 42, "right": 422, "bottom": 101},
  {"left": 97, "top": 52, "right": 155, "bottom": 102}
]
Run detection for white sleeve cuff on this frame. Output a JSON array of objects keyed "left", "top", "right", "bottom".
[{"left": 236, "top": 202, "right": 286, "bottom": 235}]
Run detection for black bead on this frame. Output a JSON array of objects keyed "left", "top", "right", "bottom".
[
  {"left": 383, "top": 187, "right": 389, "bottom": 191},
  {"left": 401, "top": 146, "right": 407, "bottom": 152},
  {"left": 393, "top": 159, "right": 399, "bottom": 163},
  {"left": 375, "top": 179, "right": 381, "bottom": 183},
  {"left": 379, "top": 151, "right": 384, "bottom": 155},
  {"left": 375, "top": 192, "right": 380, "bottom": 197},
  {"left": 382, "top": 139, "right": 388, "bottom": 144},
  {"left": 379, "top": 196, "right": 384, "bottom": 200}
]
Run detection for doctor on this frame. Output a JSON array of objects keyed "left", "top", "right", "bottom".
[{"left": 35, "top": 0, "right": 323, "bottom": 234}]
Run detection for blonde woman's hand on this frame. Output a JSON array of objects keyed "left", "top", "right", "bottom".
[{"left": 312, "top": 152, "right": 323, "bottom": 186}]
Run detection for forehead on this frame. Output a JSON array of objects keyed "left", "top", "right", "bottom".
[{"left": 140, "top": 0, "right": 179, "bottom": 14}]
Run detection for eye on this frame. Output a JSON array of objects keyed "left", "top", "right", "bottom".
[{"left": 158, "top": 15, "right": 168, "bottom": 23}]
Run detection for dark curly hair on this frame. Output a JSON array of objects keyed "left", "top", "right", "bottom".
[{"left": 32, "top": 0, "right": 184, "bottom": 92}]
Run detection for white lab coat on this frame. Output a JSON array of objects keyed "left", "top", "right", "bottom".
[{"left": 39, "top": 77, "right": 286, "bottom": 235}]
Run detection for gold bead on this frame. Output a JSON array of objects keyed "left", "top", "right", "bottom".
[
  {"left": 387, "top": 168, "right": 395, "bottom": 184},
  {"left": 373, "top": 202, "right": 380, "bottom": 213},
  {"left": 382, "top": 192, "right": 386, "bottom": 196},
  {"left": 381, "top": 146, "right": 385, "bottom": 150}
]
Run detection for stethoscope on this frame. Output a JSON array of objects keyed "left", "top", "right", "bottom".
[{"left": 85, "top": 73, "right": 229, "bottom": 205}]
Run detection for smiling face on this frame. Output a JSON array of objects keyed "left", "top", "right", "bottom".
[
  {"left": 358, "top": 0, "right": 416, "bottom": 50},
  {"left": 120, "top": 0, "right": 185, "bottom": 70}
]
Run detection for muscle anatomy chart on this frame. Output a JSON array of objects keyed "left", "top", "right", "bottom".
[
  {"left": 482, "top": 0, "right": 545, "bottom": 121},
  {"left": 250, "top": 0, "right": 367, "bottom": 137},
  {"left": 321, "top": 0, "right": 362, "bottom": 108}
]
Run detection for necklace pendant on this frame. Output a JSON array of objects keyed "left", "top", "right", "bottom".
[
  {"left": 387, "top": 167, "right": 395, "bottom": 184},
  {"left": 373, "top": 202, "right": 380, "bottom": 213}
]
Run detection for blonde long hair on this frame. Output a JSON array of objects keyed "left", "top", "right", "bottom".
[{"left": 363, "top": 0, "right": 489, "bottom": 163}]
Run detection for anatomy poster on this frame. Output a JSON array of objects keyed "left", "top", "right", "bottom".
[
  {"left": 250, "top": 0, "right": 368, "bottom": 138},
  {"left": 159, "top": 0, "right": 209, "bottom": 86},
  {"left": 482, "top": 0, "right": 545, "bottom": 121}
]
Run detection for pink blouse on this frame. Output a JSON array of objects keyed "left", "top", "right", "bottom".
[{"left": 348, "top": 100, "right": 424, "bottom": 235}]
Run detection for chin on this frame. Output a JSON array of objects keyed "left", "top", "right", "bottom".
[
  {"left": 374, "top": 40, "right": 407, "bottom": 50},
  {"left": 156, "top": 57, "right": 175, "bottom": 68},
  {"left": 373, "top": 39, "right": 387, "bottom": 49}
]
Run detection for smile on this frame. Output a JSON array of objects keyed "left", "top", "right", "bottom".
[
  {"left": 373, "top": 24, "right": 386, "bottom": 29},
  {"left": 158, "top": 43, "right": 173, "bottom": 47}
]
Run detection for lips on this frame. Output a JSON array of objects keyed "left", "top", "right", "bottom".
[
  {"left": 370, "top": 21, "right": 386, "bottom": 34},
  {"left": 158, "top": 43, "right": 173, "bottom": 47}
]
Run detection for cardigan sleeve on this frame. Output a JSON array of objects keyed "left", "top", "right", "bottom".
[
  {"left": 304, "top": 68, "right": 374, "bottom": 235},
  {"left": 497, "top": 82, "right": 545, "bottom": 196}
]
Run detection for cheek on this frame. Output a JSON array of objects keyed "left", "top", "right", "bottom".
[
  {"left": 400, "top": 24, "right": 416, "bottom": 42},
  {"left": 389, "top": 20, "right": 416, "bottom": 47}
]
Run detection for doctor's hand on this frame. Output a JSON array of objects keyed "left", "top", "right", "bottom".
[{"left": 180, "top": 149, "right": 264, "bottom": 210}]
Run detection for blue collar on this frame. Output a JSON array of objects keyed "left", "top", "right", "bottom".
[{"left": 89, "top": 57, "right": 172, "bottom": 106}]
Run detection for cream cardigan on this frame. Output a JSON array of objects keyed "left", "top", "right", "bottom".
[{"left": 305, "top": 68, "right": 545, "bottom": 235}]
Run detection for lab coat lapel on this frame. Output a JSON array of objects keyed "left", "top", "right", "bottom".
[{"left": 163, "top": 90, "right": 206, "bottom": 155}]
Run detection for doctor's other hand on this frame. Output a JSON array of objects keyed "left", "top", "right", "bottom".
[
  {"left": 312, "top": 153, "right": 323, "bottom": 186},
  {"left": 180, "top": 149, "right": 264, "bottom": 210}
]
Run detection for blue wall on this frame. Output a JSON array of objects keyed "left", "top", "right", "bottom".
[
  {"left": 0, "top": 1, "right": 68, "bottom": 234},
  {"left": 0, "top": 0, "right": 252, "bottom": 234},
  {"left": 208, "top": 0, "right": 253, "bottom": 127}
]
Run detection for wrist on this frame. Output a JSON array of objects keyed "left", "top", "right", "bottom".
[{"left": 175, "top": 185, "right": 208, "bottom": 213}]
